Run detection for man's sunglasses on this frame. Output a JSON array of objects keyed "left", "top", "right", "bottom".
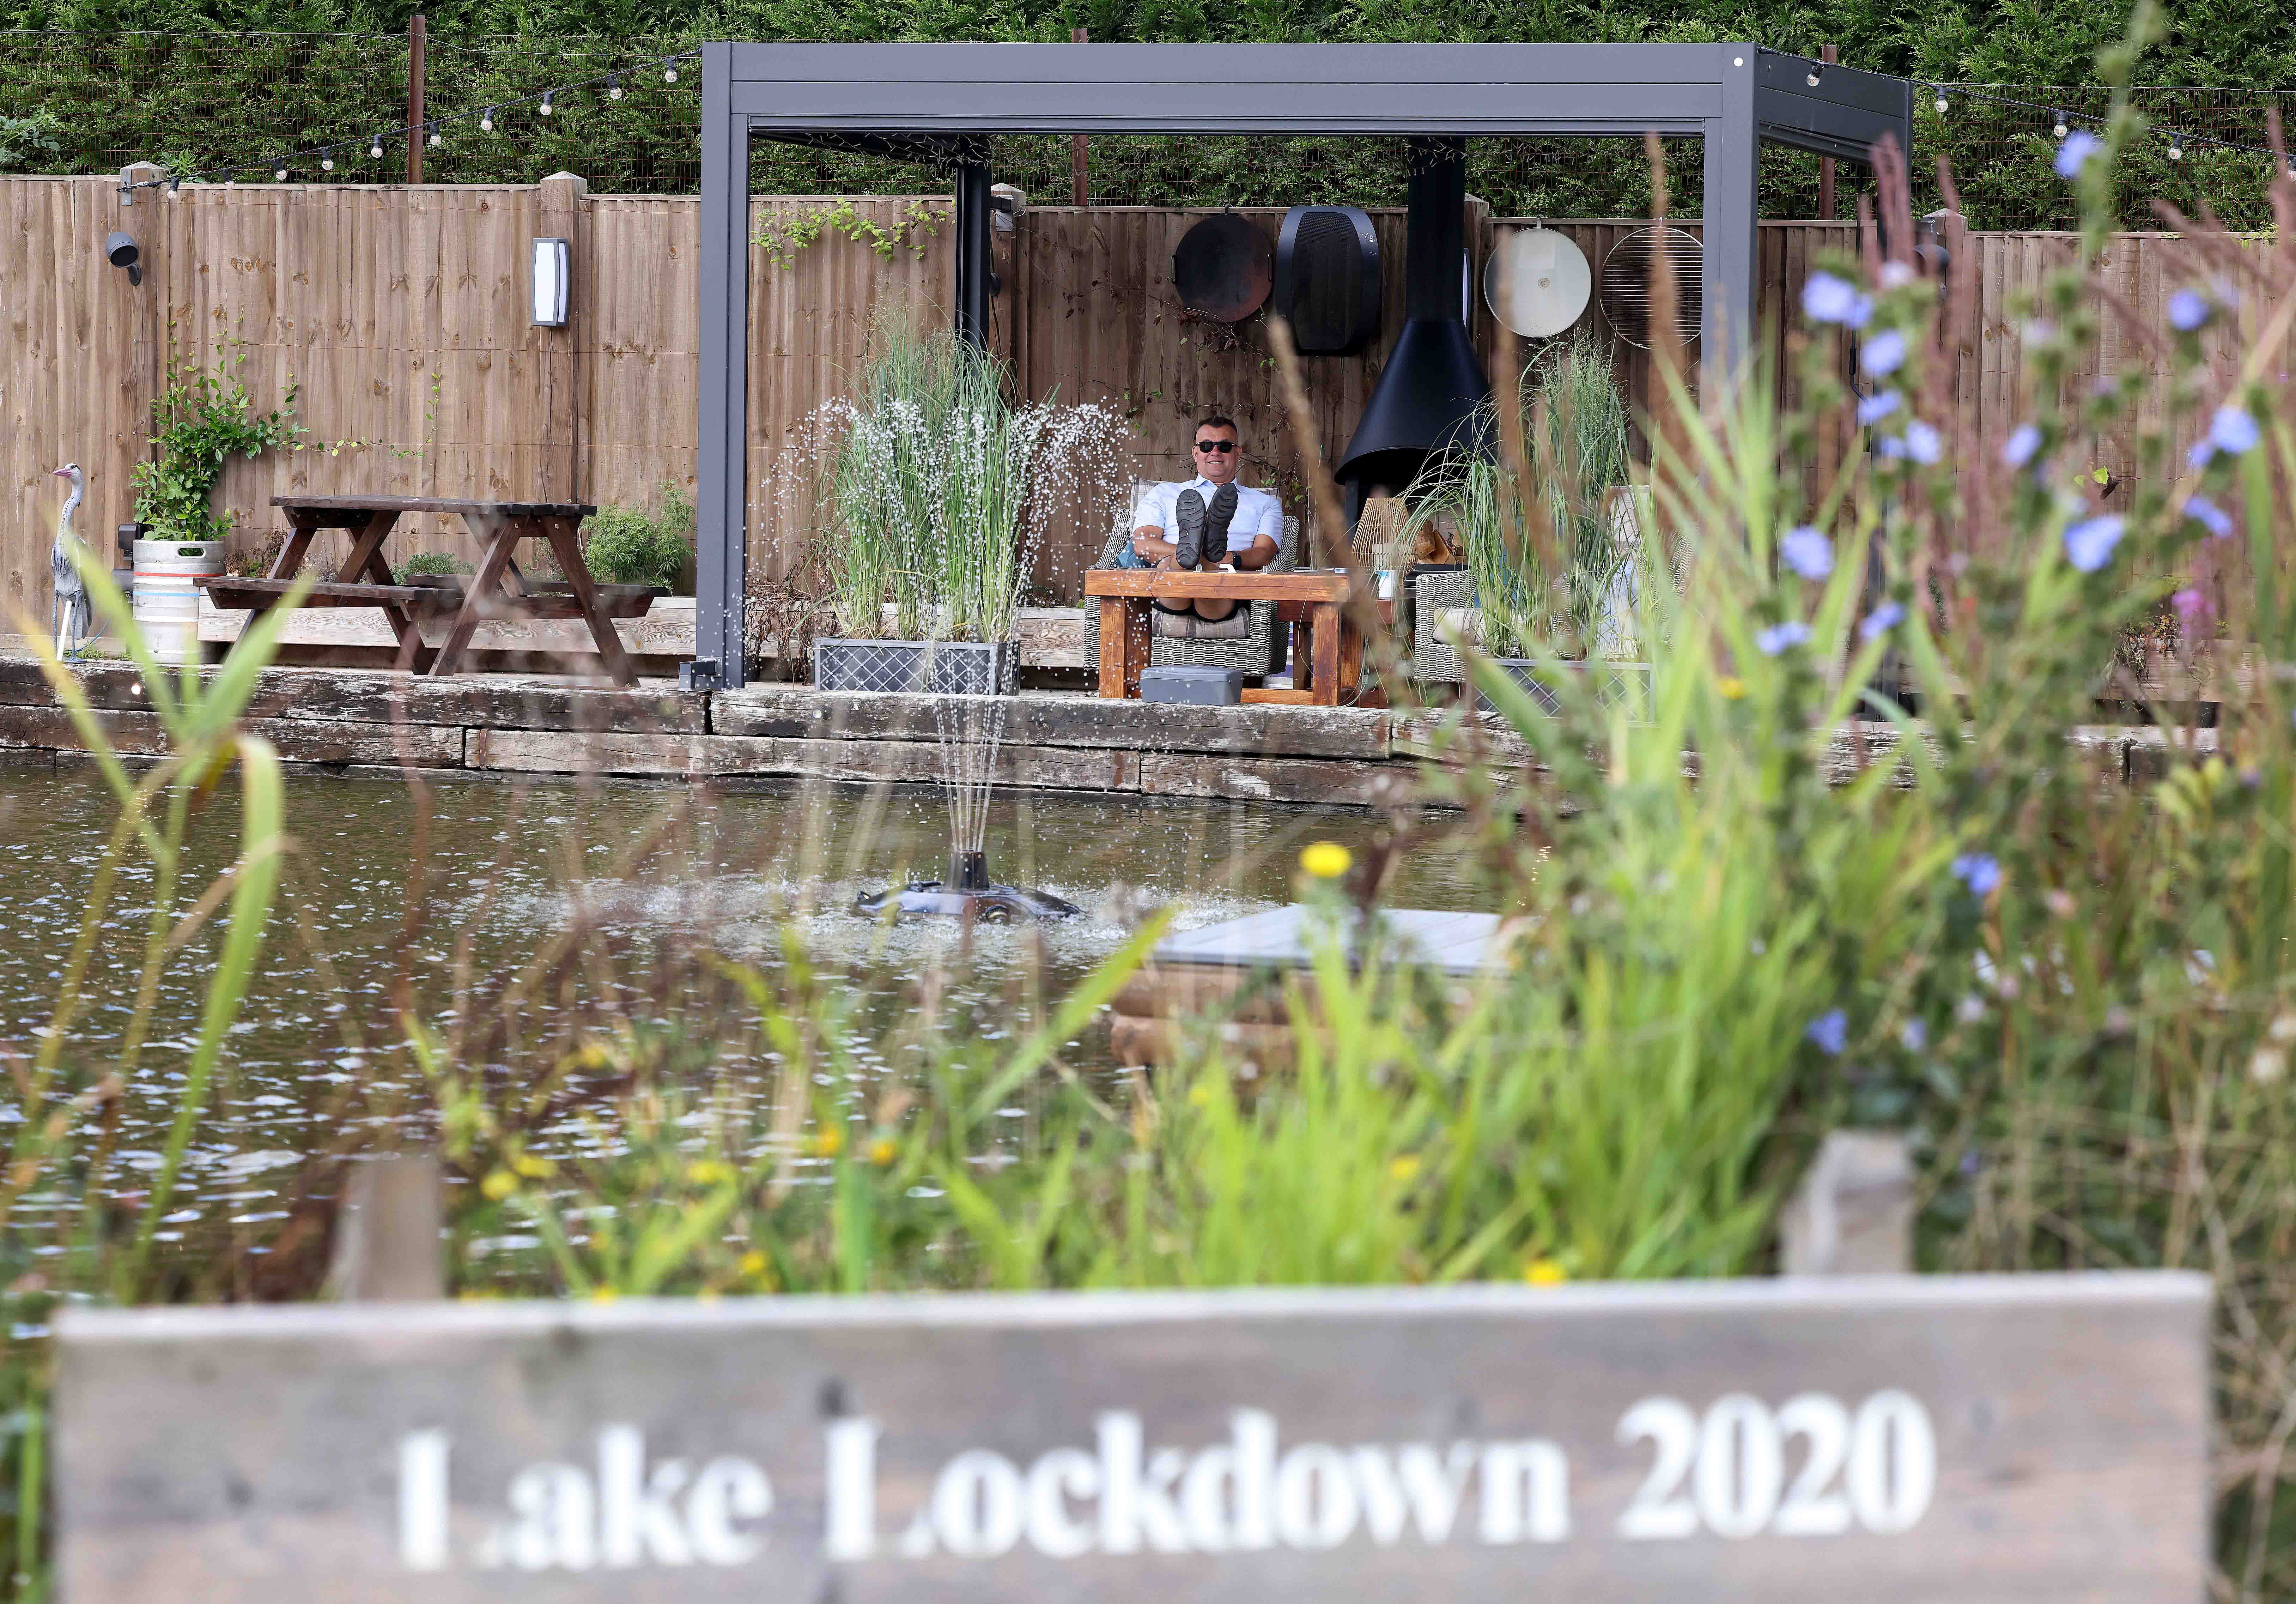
[{"left": 1194, "top": 439, "right": 1237, "bottom": 453}]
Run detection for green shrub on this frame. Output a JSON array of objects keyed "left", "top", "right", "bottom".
[
  {"left": 582, "top": 485, "right": 694, "bottom": 591},
  {"left": 394, "top": 550, "right": 472, "bottom": 580},
  {"left": 0, "top": 107, "right": 63, "bottom": 174}
]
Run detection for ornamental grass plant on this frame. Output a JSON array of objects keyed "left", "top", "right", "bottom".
[{"left": 802, "top": 311, "right": 1128, "bottom": 644}]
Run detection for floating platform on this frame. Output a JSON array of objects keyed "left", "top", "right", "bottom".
[{"left": 1110, "top": 905, "right": 1513, "bottom": 1068}]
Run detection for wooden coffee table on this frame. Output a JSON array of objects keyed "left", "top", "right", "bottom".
[
  {"left": 196, "top": 496, "right": 652, "bottom": 686},
  {"left": 1082, "top": 568, "right": 1363, "bottom": 705}
]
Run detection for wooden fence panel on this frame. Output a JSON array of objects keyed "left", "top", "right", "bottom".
[
  {"left": 1, "top": 177, "right": 152, "bottom": 634},
  {"left": 12, "top": 170, "right": 2285, "bottom": 632}
]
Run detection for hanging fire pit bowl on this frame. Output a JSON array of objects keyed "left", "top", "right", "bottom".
[{"left": 1172, "top": 212, "right": 1274, "bottom": 324}]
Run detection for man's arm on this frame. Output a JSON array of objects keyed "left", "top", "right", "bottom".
[
  {"left": 1230, "top": 533, "right": 1278, "bottom": 570},
  {"left": 1131, "top": 525, "right": 1176, "bottom": 560},
  {"left": 1226, "top": 497, "right": 1283, "bottom": 570}
]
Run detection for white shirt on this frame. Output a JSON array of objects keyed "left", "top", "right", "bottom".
[{"left": 1132, "top": 477, "right": 1284, "bottom": 554}]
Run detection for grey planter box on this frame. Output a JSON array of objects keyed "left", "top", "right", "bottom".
[
  {"left": 813, "top": 638, "right": 1017, "bottom": 695},
  {"left": 1476, "top": 657, "right": 1654, "bottom": 723}
]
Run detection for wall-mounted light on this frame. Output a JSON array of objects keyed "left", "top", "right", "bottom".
[
  {"left": 531, "top": 236, "right": 571, "bottom": 327},
  {"left": 105, "top": 230, "right": 141, "bottom": 286}
]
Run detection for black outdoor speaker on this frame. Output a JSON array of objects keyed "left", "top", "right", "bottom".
[{"left": 1275, "top": 206, "right": 1380, "bottom": 354}]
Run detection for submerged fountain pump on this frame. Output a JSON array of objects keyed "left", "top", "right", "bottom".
[{"left": 856, "top": 849, "right": 1081, "bottom": 923}]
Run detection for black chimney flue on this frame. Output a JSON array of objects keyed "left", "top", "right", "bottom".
[{"left": 1336, "top": 138, "right": 1492, "bottom": 511}]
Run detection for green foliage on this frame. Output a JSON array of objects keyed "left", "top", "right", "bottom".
[
  {"left": 754, "top": 197, "right": 942, "bottom": 270},
  {"left": 0, "top": 106, "right": 61, "bottom": 173},
  {"left": 130, "top": 353, "right": 303, "bottom": 544},
  {"left": 581, "top": 484, "right": 694, "bottom": 591},
  {"left": 1404, "top": 331, "right": 1635, "bottom": 659},
  {"left": 394, "top": 549, "right": 474, "bottom": 579}
]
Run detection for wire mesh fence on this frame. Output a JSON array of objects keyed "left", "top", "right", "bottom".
[{"left": 3, "top": 30, "right": 2293, "bottom": 228}]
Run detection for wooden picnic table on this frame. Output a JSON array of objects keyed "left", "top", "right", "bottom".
[
  {"left": 1082, "top": 567, "right": 1365, "bottom": 705},
  {"left": 194, "top": 496, "right": 649, "bottom": 686}
]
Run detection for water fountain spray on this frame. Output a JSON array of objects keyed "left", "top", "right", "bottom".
[{"left": 854, "top": 677, "right": 1081, "bottom": 923}]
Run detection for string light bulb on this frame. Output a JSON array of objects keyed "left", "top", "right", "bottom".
[
  {"left": 607, "top": 72, "right": 623, "bottom": 101},
  {"left": 1935, "top": 93, "right": 1948, "bottom": 114},
  {"left": 370, "top": 135, "right": 385, "bottom": 160},
  {"left": 480, "top": 106, "right": 496, "bottom": 132},
  {"left": 539, "top": 90, "right": 554, "bottom": 116},
  {"left": 428, "top": 121, "right": 442, "bottom": 148},
  {"left": 1806, "top": 64, "right": 1823, "bottom": 87},
  {"left": 2053, "top": 109, "right": 2068, "bottom": 138},
  {"left": 2169, "top": 134, "right": 2184, "bottom": 160},
  {"left": 167, "top": 177, "right": 180, "bottom": 198},
  {"left": 663, "top": 58, "right": 679, "bottom": 84},
  {"left": 274, "top": 163, "right": 288, "bottom": 182},
  {"left": 320, "top": 151, "right": 335, "bottom": 172}
]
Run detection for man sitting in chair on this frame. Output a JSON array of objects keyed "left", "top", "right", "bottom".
[{"left": 1119, "top": 414, "right": 1282, "bottom": 633}]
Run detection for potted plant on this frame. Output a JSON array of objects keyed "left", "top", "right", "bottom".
[
  {"left": 804, "top": 314, "right": 1127, "bottom": 695},
  {"left": 1403, "top": 331, "right": 1652, "bottom": 717}
]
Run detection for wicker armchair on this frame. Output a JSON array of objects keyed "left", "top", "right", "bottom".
[
  {"left": 1080, "top": 510, "right": 1301, "bottom": 679},
  {"left": 1412, "top": 566, "right": 1475, "bottom": 684}
]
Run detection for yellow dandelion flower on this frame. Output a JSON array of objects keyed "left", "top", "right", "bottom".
[
  {"left": 512, "top": 1152, "right": 554, "bottom": 1178},
  {"left": 1716, "top": 676, "right": 1747, "bottom": 700},
  {"left": 1388, "top": 1154, "right": 1422, "bottom": 1183},
  {"left": 1299, "top": 841, "right": 1353, "bottom": 880},
  {"left": 1187, "top": 1083, "right": 1213, "bottom": 1108},
  {"left": 589, "top": 1285, "right": 619, "bottom": 1304},
  {"left": 686, "top": 1159, "right": 735, "bottom": 1186},
  {"left": 868, "top": 1138, "right": 898, "bottom": 1167},
  {"left": 739, "top": 1250, "right": 769, "bottom": 1280},
  {"left": 1524, "top": 1258, "right": 1568, "bottom": 1286},
  {"left": 481, "top": 1169, "right": 518, "bottom": 1201},
  {"left": 810, "top": 1129, "right": 846, "bottom": 1159}
]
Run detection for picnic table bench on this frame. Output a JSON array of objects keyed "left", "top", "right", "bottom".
[
  {"left": 1083, "top": 568, "right": 1366, "bottom": 705},
  {"left": 195, "top": 496, "right": 650, "bottom": 686}
]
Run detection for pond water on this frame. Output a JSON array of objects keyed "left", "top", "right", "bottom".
[{"left": 0, "top": 761, "right": 1487, "bottom": 1246}]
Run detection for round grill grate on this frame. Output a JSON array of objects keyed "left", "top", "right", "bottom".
[{"left": 1597, "top": 226, "right": 1704, "bottom": 350}]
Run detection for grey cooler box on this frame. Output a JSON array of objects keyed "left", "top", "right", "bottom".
[{"left": 1139, "top": 665, "right": 1245, "bottom": 705}]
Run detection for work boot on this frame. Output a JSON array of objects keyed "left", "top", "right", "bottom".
[
  {"left": 1204, "top": 482, "right": 1239, "bottom": 559},
  {"left": 1173, "top": 489, "right": 1206, "bottom": 569}
]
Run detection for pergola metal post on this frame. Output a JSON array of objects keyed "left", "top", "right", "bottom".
[
  {"left": 692, "top": 42, "right": 1910, "bottom": 688},
  {"left": 694, "top": 40, "right": 748, "bottom": 691},
  {"left": 1703, "top": 51, "right": 1759, "bottom": 377},
  {"left": 955, "top": 160, "right": 993, "bottom": 349}
]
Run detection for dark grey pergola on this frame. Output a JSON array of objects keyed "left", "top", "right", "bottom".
[{"left": 692, "top": 41, "right": 1911, "bottom": 688}]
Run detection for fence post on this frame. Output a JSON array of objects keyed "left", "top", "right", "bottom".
[
  {"left": 1818, "top": 44, "right": 1839, "bottom": 219},
  {"left": 536, "top": 171, "right": 591, "bottom": 505},
  {"left": 405, "top": 15, "right": 427, "bottom": 185},
  {"left": 1780, "top": 1130, "right": 1914, "bottom": 1274},
  {"left": 1071, "top": 27, "right": 1089, "bottom": 205},
  {"left": 325, "top": 1150, "right": 445, "bottom": 1301}
]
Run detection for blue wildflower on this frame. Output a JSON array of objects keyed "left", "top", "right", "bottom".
[
  {"left": 1779, "top": 525, "right": 1833, "bottom": 580},
  {"left": 1755, "top": 620, "right": 1812, "bottom": 656},
  {"left": 1861, "top": 328, "right": 1909, "bottom": 377},
  {"left": 2184, "top": 494, "right": 2233, "bottom": 538},
  {"left": 1805, "top": 1010, "right": 1849, "bottom": 1055},
  {"left": 1900, "top": 1019, "right": 1928, "bottom": 1052},
  {"left": 1857, "top": 390, "right": 1902, "bottom": 425},
  {"left": 2001, "top": 423, "right": 2042, "bottom": 467},
  {"left": 1880, "top": 420, "right": 1943, "bottom": 464},
  {"left": 1802, "top": 271, "right": 1874, "bottom": 329},
  {"left": 1860, "top": 601, "right": 1907, "bottom": 641},
  {"left": 1951, "top": 852, "right": 2002, "bottom": 897},
  {"left": 2211, "top": 405, "right": 2261, "bottom": 456},
  {"left": 2064, "top": 514, "right": 2125, "bottom": 573},
  {"left": 2054, "top": 130, "right": 2102, "bottom": 179},
  {"left": 2168, "top": 289, "right": 2210, "bottom": 332}
]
